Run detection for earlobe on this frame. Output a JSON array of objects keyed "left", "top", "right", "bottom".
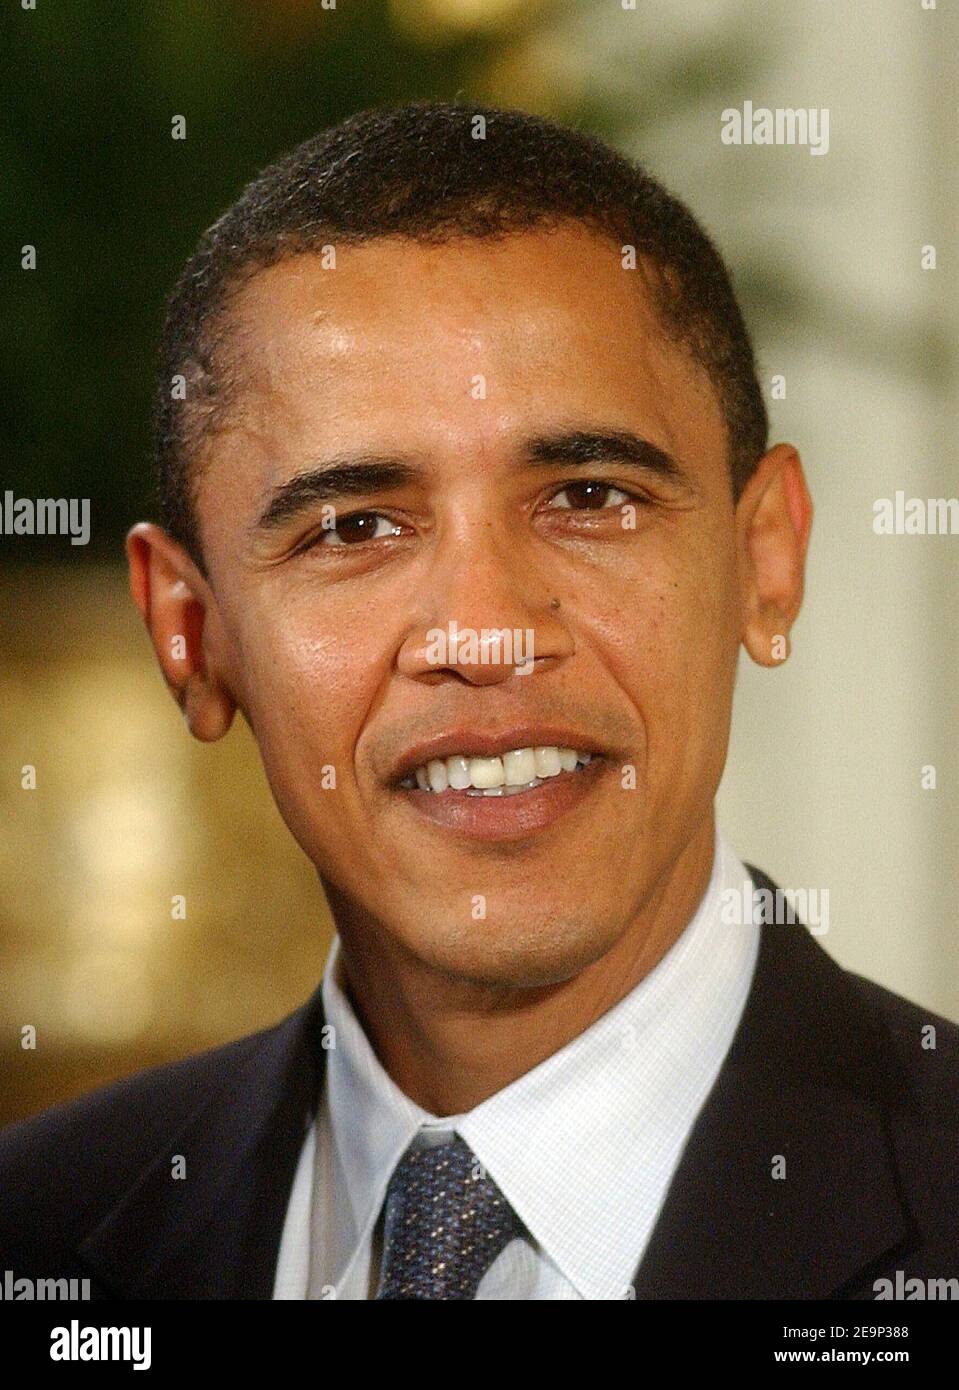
[
  {"left": 742, "top": 623, "right": 791, "bottom": 668},
  {"left": 182, "top": 673, "right": 237, "bottom": 742},
  {"left": 125, "top": 521, "right": 238, "bottom": 741},
  {"left": 737, "top": 444, "right": 813, "bottom": 669}
]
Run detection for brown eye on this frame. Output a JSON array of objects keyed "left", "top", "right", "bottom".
[
  {"left": 319, "top": 512, "right": 402, "bottom": 547},
  {"left": 547, "top": 482, "right": 630, "bottom": 511}
]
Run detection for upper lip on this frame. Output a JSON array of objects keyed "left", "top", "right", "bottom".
[{"left": 391, "top": 726, "right": 607, "bottom": 785}]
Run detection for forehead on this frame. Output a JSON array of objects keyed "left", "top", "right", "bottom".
[{"left": 197, "top": 223, "right": 727, "bottom": 526}]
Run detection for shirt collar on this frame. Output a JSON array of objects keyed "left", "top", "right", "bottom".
[
  {"left": 321, "top": 946, "right": 456, "bottom": 1287},
  {"left": 322, "top": 824, "right": 759, "bottom": 1298}
]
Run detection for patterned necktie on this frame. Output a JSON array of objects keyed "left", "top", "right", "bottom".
[{"left": 374, "top": 1134, "right": 525, "bottom": 1299}]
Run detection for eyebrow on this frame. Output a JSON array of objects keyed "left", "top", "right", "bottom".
[
  {"left": 524, "top": 428, "right": 688, "bottom": 486},
  {"left": 255, "top": 456, "right": 418, "bottom": 531},
  {"left": 254, "top": 428, "right": 691, "bottom": 532}
]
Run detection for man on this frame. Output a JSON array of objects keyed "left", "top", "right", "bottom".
[{"left": 2, "top": 101, "right": 957, "bottom": 1301}]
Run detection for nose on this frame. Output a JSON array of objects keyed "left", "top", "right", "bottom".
[{"left": 396, "top": 525, "right": 573, "bottom": 687}]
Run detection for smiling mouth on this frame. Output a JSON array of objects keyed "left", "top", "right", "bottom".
[
  {"left": 398, "top": 746, "right": 593, "bottom": 797},
  {"left": 393, "top": 745, "right": 606, "bottom": 842}
]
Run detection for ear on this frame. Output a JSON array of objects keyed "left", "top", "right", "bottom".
[
  {"left": 736, "top": 443, "right": 813, "bottom": 667},
  {"left": 126, "top": 522, "right": 238, "bottom": 741}
]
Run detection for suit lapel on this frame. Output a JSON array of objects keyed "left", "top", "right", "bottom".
[
  {"left": 633, "top": 868, "right": 918, "bottom": 1298},
  {"left": 77, "top": 986, "right": 327, "bottom": 1299}
]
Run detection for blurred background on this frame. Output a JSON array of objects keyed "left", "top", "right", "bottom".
[{"left": 2, "top": 0, "right": 957, "bottom": 1124}]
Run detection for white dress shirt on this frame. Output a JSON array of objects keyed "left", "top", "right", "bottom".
[{"left": 273, "top": 824, "right": 760, "bottom": 1300}]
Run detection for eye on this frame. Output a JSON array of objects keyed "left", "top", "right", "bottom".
[
  {"left": 316, "top": 511, "right": 404, "bottom": 547},
  {"left": 546, "top": 480, "right": 633, "bottom": 511}
]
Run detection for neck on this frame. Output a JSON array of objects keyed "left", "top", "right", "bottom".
[{"left": 327, "top": 814, "right": 716, "bottom": 1115}]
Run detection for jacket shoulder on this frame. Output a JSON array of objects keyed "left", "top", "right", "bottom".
[
  {"left": 0, "top": 1017, "right": 291, "bottom": 1263},
  {"left": 847, "top": 966, "right": 959, "bottom": 1119},
  {"left": 748, "top": 863, "right": 959, "bottom": 1113},
  {"left": 841, "top": 969, "right": 959, "bottom": 1271}
]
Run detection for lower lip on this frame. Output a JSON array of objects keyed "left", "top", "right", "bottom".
[{"left": 393, "top": 759, "right": 606, "bottom": 841}]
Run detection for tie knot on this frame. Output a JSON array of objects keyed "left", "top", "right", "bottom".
[{"left": 375, "top": 1134, "right": 525, "bottom": 1299}]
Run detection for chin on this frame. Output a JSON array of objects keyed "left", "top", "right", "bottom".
[{"left": 410, "top": 908, "right": 620, "bottom": 992}]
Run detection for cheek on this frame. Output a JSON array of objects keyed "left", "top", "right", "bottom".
[
  {"left": 586, "top": 533, "right": 739, "bottom": 776},
  {"left": 228, "top": 591, "right": 381, "bottom": 780}
]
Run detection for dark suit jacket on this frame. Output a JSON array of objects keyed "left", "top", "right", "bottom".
[{"left": 2, "top": 867, "right": 958, "bottom": 1299}]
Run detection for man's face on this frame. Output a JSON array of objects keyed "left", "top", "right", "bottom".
[{"left": 193, "top": 223, "right": 743, "bottom": 987}]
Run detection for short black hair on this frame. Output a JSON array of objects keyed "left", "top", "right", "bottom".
[{"left": 153, "top": 100, "right": 768, "bottom": 571}]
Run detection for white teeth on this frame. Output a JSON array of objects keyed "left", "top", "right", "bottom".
[
  {"left": 468, "top": 755, "right": 505, "bottom": 789},
  {"left": 503, "top": 748, "right": 537, "bottom": 786},
  {"left": 447, "top": 755, "right": 471, "bottom": 790},
  {"left": 402, "top": 745, "right": 595, "bottom": 793},
  {"left": 427, "top": 758, "right": 448, "bottom": 792},
  {"left": 468, "top": 778, "right": 541, "bottom": 798},
  {"left": 533, "top": 746, "right": 562, "bottom": 778}
]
